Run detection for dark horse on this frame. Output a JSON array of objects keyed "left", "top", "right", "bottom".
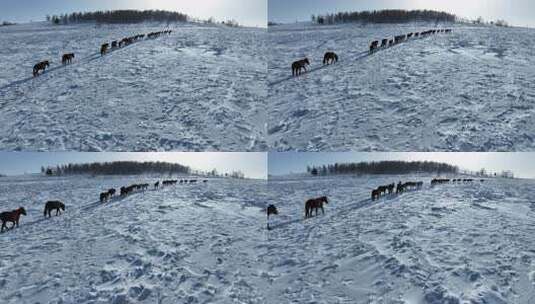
[
  {"left": 369, "top": 40, "right": 379, "bottom": 53},
  {"left": 44, "top": 200, "right": 65, "bottom": 217},
  {"left": 101, "top": 43, "right": 109, "bottom": 56},
  {"left": 100, "top": 191, "right": 110, "bottom": 203},
  {"left": 371, "top": 188, "right": 380, "bottom": 201},
  {"left": 62, "top": 53, "right": 75, "bottom": 65},
  {"left": 292, "top": 58, "right": 310, "bottom": 76},
  {"left": 267, "top": 204, "right": 278, "bottom": 230},
  {"left": 0, "top": 207, "right": 27, "bottom": 232},
  {"left": 304, "top": 196, "right": 329, "bottom": 218},
  {"left": 33, "top": 61, "right": 50, "bottom": 77},
  {"left": 323, "top": 52, "right": 338, "bottom": 65}
]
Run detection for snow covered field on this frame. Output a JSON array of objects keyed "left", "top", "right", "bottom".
[
  {"left": 265, "top": 174, "right": 535, "bottom": 303},
  {"left": 0, "top": 22, "right": 266, "bottom": 151},
  {"left": 267, "top": 22, "right": 535, "bottom": 151},
  {"left": 0, "top": 175, "right": 267, "bottom": 303}
]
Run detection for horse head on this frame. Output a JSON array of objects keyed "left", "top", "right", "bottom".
[
  {"left": 60, "top": 203, "right": 65, "bottom": 211},
  {"left": 304, "top": 58, "right": 310, "bottom": 65},
  {"left": 18, "top": 207, "right": 27, "bottom": 216},
  {"left": 321, "top": 196, "right": 329, "bottom": 204}
]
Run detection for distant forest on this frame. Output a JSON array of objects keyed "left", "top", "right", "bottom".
[
  {"left": 42, "top": 161, "right": 191, "bottom": 176},
  {"left": 41, "top": 161, "right": 246, "bottom": 179},
  {"left": 311, "top": 9, "right": 456, "bottom": 25},
  {"left": 306, "top": 161, "right": 459, "bottom": 176},
  {"left": 46, "top": 10, "right": 189, "bottom": 25}
]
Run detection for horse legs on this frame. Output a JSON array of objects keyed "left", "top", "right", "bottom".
[
  {"left": 0, "top": 221, "right": 5, "bottom": 232},
  {"left": 56, "top": 209, "right": 60, "bottom": 216},
  {"left": 321, "top": 206, "right": 324, "bottom": 215}
]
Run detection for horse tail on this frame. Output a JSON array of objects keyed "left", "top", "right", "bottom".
[{"left": 43, "top": 206, "right": 47, "bottom": 216}]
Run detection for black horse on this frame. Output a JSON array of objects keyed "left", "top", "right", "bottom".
[
  {"left": 291, "top": 58, "right": 310, "bottom": 76},
  {"left": 323, "top": 52, "right": 338, "bottom": 65},
  {"left": 267, "top": 204, "right": 278, "bottom": 230},
  {"left": 44, "top": 200, "right": 65, "bottom": 217},
  {"left": 33, "top": 61, "right": 50, "bottom": 77}
]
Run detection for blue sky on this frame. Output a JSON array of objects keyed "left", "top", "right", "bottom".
[
  {"left": 0, "top": 0, "right": 267, "bottom": 27},
  {"left": 0, "top": 152, "right": 267, "bottom": 179},
  {"left": 269, "top": 0, "right": 535, "bottom": 28},
  {"left": 268, "top": 152, "right": 535, "bottom": 179}
]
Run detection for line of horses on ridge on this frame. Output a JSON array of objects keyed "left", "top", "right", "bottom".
[
  {"left": 266, "top": 176, "right": 483, "bottom": 229},
  {"left": 0, "top": 178, "right": 207, "bottom": 233},
  {"left": 290, "top": 28, "right": 452, "bottom": 77},
  {"left": 32, "top": 29, "right": 172, "bottom": 77},
  {"left": 99, "top": 179, "right": 205, "bottom": 203}
]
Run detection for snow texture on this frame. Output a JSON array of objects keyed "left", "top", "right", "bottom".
[
  {"left": 265, "top": 174, "right": 535, "bottom": 303},
  {"left": 267, "top": 22, "right": 535, "bottom": 151},
  {"left": 0, "top": 175, "right": 267, "bottom": 303},
  {"left": 0, "top": 22, "right": 266, "bottom": 151}
]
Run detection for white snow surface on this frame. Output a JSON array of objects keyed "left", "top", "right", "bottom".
[
  {"left": 265, "top": 174, "right": 535, "bottom": 303},
  {"left": 0, "top": 22, "right": 267, "bottom": 151},
  {"left": 267, "top": 22, "right": 535, "bottom": 151},
  {"left": 0, "top": 175, "right": 267, "bottom": 303}
]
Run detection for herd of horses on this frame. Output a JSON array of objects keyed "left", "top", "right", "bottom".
[
  {"left": 290, "top": 28, "right": 452, "bottom": 77},
  {"left": 32, "top": 29, "right": 172, "bottom": 77},
  {"left": 371, "top": 181, "right": 423, "bottom": 201},
  {"left": 0, "top": 177, "right": 207, "bottom": 233},
  {"left": 100, "top": 30, "right": 171, "bottom": 56},
  {"left": 99, "top": 178, "right": 205, "bottom": 203},
  {"left": 266, "top": 176, "right": 483, "bottom": 230},
  {"left": 369, "top": 28, "right": 452, "bottom": 53}
]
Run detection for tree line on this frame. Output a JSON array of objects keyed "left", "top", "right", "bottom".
[
  {"left": 311, "top": 9, "right": 456, "bottom": 25},
  {"left": 306, "top": 161, "right": 459, "bottom": 176},
  {"left": 42, "top": 161, "right": 191, "bottom": 176},
  {"left": 40, "top": 161, "right": 247, "bottom": 179},
  {"left": 46, "top": 10, "right": 189, "bottom": 25}
]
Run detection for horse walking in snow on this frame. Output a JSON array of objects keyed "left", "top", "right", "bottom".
[
  {"left": 44, "top": 200, "right": 65, "bottom": 217},
  {"left": 323, "top": 52, "right": 338, "bottom": 65},
  {"left": 369, "top": 40, "right": 379, "bottom": 53},
  {"left": 304, "top": 196, "right": 329, "bottom": 218},
  {"left": 33, "top": 61, "right": 50, "bottom": 77},
  {"left": 291, "top": 58, "right": 310, "bottom": 76},
  {"left": 61, "top": 53, "right": 75, "bottom": 65},
  {"left": 0, "top": 207, "right": 27, "bottom": 232},
  {"left": 100, "top": 43, "right": 109, "bottom": 56},
  {"left": 266, "top": 204, "right": 278, "bottom": 230}
]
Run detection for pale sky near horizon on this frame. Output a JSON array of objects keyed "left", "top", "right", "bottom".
[
  {"left": 269, "top": 0, "right": 535, "bottom": 28},
  {"left": 268, "top": 153, "right": 535, "bottom": 179},
  {"left": 0, "top": 152, "right": 267, "bottom": 179},
  {"left": 0, "top": 0, "right": 267, "bottom": 27}
]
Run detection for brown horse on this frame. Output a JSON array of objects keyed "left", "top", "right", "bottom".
[
  {"left": 304, "top": 196, "right": 329, "bottom": 218},
  {"left": 292, "top": 58, "right": 310, "bottom": 76},
  {"left": 0, "top": 207, "right": 27, "bottom": 232},
  {"left": 323, "top": 52, "right": 338, "bottom": 65},
  {"left": 33, "top": 61, "right": 50, "bottom": 77},
  {"left": 100, "top": 43, "right": 109, "bottom": 56},
  {"left": 61, "top": 53, "right": 75, "bottom": 65},
  {"left": 44, "top": 200, "right": 65, "bottom": 217}
]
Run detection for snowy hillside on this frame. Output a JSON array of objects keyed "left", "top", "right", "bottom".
[
  {"left": 265, "top": 174, "right": 535, "bottom": 303},
  {"left": 0, "top": 22, "right": 266, "bottom": 151},
  {"left": 267, "top": 22, "right": 535, "bottom": 151},
  {"left": 0, "top": 175, "right": 267, "bottom": 303}
]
